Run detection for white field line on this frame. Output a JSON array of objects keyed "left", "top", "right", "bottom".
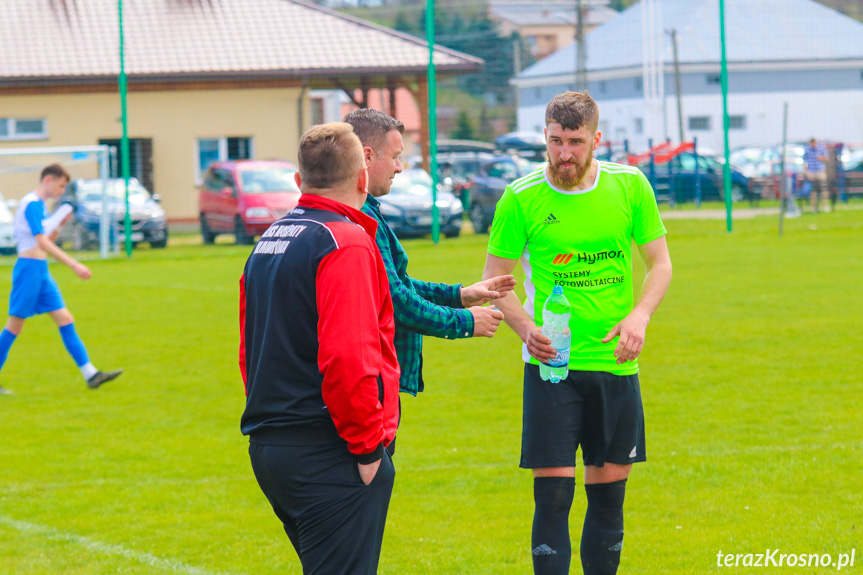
[
  {"left": 0, "top": 474, "right": 250, "bottom": 495},
  {"left": 0, "top": 516, "right": 241, "bottom": 575}
]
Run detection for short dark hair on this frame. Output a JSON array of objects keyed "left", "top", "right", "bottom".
[
  {"left": 40, "top": 163, "right": 70, "bottom": 182},
  {"left": 297, "top": 122, "right": 364, "bottom": 189},
  {"left": 545, "top": 91, "right": 599, "bottom": 132},
  {"left": 343, "top": 108, "right": 405, "bottom": 153}
]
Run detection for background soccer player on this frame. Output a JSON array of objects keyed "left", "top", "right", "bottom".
[
  {"left": 482, "top": 92, "right": 672, "bottom": 575},
  {"left": 0, "top": 164, "right": 122, "bottom": 395}
]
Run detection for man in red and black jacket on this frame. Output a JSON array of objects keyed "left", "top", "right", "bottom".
[{"left": 239, "top": 122, "right": 400, "bottom": 574}]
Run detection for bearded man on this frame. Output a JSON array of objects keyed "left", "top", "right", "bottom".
[{"left": 481, "top": 91, "right": 673, "bottom": 575}]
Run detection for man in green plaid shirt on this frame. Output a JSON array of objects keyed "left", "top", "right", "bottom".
[{"left": 344, "top": 109, "right": 515, "bottom": 398}]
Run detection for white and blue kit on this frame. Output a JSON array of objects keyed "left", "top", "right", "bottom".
[
  {"left": 1, "top": 192, "right": 95, "bottom": 381},
  {"left": 10, "top": 192, "right": 66, "bottom": 318}
]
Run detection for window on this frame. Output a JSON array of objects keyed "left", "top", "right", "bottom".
[
  {"left": 204, "top": 168, "right": 236, "bottom": 195},
  {"left": 689, "top": 116, "right": 711, "bottom": 131},
  {"left": 311, "top": 98, "right": 325, "bottom": 126},
  {"left": 677, "top": 154, "right": 696, "bottom": 171},
  {"left": 634, "top": 118, "right": 643, "bottom": 135},
  {"left": 196, "top": 137, "right": 253, "bottom": 178},
  {"left": 0, "top": 117, "right": 47, "bottom": 141},
  {"left": 98, "top": 138, "right": 154, "bottom": 193},
  {"left": 635, "top": 77, "right": 643, "bottom": 91},
  {"left": 486, "top": 161, "right": 519, "bottom": 181},
  {"left": 729, "top": 115, "right": 746, "bottom": 130}
]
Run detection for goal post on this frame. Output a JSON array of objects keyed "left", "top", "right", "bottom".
[{"left": 0, "top": 145, "right": 115, "bottom": 258}]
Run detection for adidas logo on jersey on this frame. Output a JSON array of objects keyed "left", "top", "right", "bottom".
[{"left": 542, "top": 213, "right": 560, "bottom": 225}]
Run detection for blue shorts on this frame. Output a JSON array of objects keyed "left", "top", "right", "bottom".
[{"left": 9, "top": 258, "right": 66, "bottom": 319}]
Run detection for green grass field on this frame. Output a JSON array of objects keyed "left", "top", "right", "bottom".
[{"left": 1, "top": 208, "right": 861, "bottom": 574}]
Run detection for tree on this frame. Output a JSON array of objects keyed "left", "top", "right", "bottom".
[
  {"left": 609, "top": 0, "right": 638, "bottom": 11},
  {"left": 451, "top": 111, "right": 474, "bottom": 140}
]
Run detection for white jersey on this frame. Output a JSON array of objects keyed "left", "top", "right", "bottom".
[{"left": 13, "top": 191, "right": 47, "bottom": 253}]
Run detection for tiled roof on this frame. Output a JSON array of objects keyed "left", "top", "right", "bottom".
[
  {"left": 0, "top": 0, "right": 482, "bottom": 83},
  {"left": 517, "top": 0, "right": 863, "bottom": 81}
]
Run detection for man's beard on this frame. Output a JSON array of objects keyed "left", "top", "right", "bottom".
[
  {"left": 368, "top": 176, "right": 392, "bottom": 198},
  {"left": 546, "top": 149, "right": 593, "bottom": 189}
]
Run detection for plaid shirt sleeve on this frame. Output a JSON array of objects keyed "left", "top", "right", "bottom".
[
  {"left": 374, "top": 230, "right": 474, "bottom": 340},
  {"left": 409, "top": 277, "right": 464, "bottom": 308}
]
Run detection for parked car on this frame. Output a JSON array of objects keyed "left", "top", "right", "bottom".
[
  {"left": 466, "top": 155, "right": 543, "bottom": 233},
  {"left": 841, "top": 148, "right": 863, "bottom": 195},
  {"left": 0, "top": 195, "right": 17, "bottom": 255},
  {"left": 55, "top": 178, "right": 168, "bottom": 250},
  {"left": 638, "top": 152, "right": 751, "bottom": 203},
  {"left": 494, "top": 132, "right": 547, "bottom": 162},
  {"left": 437, "top": 151, "right": 496, "bottom": 206},
  {"left": 198, "top": 160, "right": 299, "bottom": 245},
  {"left": 495, "top": 131, "right": 545, "bottom": 150},
  {"left": 377, "top": 169, "right": 463, "bottom": 238}
]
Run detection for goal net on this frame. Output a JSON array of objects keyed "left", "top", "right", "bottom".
[{"left": 0, "top": 145, "right": 115, "bottom": 259}]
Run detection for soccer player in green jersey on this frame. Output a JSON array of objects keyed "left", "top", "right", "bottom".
[{"left": 482, "top": 91, "right": 672, "bottom": 575}]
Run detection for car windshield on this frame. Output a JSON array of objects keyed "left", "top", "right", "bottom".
[
  {"left": 843, "top": 149, "right": 863, "bottom": 170},
  {"left": 518, "top": 158, "right": 545, "bottom": 173},
  {"left": 390, "top": 170, "right": 432, "bottom": 196},
  {"left": 76, "top": 181, "right": 150, "bottom": 204},
  {"left": 240, "top": 169, "right": 299, "bottom": 193}
]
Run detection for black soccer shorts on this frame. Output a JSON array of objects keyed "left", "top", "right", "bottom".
[{"left": 520, "top": 363, "right": 647, "bottom": 469}]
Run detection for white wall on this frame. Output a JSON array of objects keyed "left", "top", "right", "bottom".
[{"left": 519, "top": 89, "right": 863, "bottom": 152}]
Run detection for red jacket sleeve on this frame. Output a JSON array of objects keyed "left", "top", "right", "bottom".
[
  {"left": 316, "top": 243, "right": 386, "bottom": 461},
  {"left": 239, "top": 274, "right": 248, "bottom": 394}
]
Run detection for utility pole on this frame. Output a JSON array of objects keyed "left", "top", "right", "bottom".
[
  {"left": 719, "top": 0, "right": 733, "bottom": 231},
  {"left": 667, "top": 28, "right": 684, "bottom": 143},
  {"left": 426, "top": 0, "right": 440, "bottom": 243},
  {"left": 118, "top": 0, "right": 132, "bottom": 257},
  {"left": 514, "top": 37, "right": 522, "bottom": 111},
  {"left": 575, "top": 0, "right": 587, "bottom": 91}
]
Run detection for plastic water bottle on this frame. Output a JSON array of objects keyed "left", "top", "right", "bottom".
[{"left": 539, "top": 285, "right": 571, "bottom": 383}]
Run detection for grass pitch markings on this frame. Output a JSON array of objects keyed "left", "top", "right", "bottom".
[{"left": 0, "top": 516, "right": 244, "bottom": 575}]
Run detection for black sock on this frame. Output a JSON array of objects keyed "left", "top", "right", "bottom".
[
  {"left": 581, "top": 478, "right": 627, "bottom": 575},
  {"left": 531, "top": 477, "right": 575, "bottom": 575}
]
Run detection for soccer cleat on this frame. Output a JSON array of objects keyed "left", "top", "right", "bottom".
[
  {"left": 87, "top": 369, "right": 123, "bottom": 389},
  {"left": 0, "top": 385, "right": 12, "bottom": 395}
]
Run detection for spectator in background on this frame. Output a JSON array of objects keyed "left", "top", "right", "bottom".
[{"left": 803, "top": 137, "right": 830, "bottom": 213}]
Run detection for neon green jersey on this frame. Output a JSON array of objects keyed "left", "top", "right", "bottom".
[{"left": 487, "top": 161, "right": 667, "bottom": 375}]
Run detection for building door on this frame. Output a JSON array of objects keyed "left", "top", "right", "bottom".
[{"left": 99, "top": 138, "right": 154, "bottom": 194}]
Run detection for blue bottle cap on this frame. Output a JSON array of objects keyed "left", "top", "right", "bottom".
[{"left": 552, "top": 285, "right": 563, "bottom": 295}]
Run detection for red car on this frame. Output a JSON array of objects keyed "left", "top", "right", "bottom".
[{"left": 199, "top": 160, "right": 300, "bottom": 245}]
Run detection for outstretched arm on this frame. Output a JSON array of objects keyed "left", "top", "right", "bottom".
[{"left": 482, "top": 254, "right": 556, "bottom": 363}]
